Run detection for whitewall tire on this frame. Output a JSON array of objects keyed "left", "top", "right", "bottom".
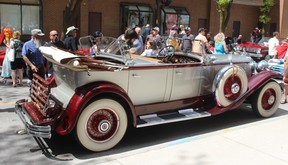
[
  {"left": 215, "top": 65, "right": 248, "bottom": 107},
  {"left": 76, "top": 99, "right": 128, "bottom": 152},
  {"left": 251, "top": 81, "right": 281, "bottom": 117}
]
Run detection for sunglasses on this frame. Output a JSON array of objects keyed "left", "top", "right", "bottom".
[{"left": 51, "top": 34, "right": 58, "bottom": 36}]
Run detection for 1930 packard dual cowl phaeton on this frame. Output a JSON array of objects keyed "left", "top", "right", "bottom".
[{"left": 15, "top": 37, "right": 282, "bottom": 152}]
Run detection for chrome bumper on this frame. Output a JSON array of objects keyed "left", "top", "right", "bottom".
[
  {"left": 246, "top": 52, "right": 263, "bottom": 58},
  {"left": 15, "top": 99, "right": 51, "bottom": 139}
]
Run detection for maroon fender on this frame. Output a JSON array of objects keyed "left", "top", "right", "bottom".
[
  {"left": 55, "top": 82, "right": 136, "bottom": 135},
  {"left": 208, "top": 70, "right": 282, "bottom": 115}
]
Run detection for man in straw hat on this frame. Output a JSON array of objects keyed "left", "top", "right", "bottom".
[{"left": 63, "top": 26, "right": 79, "bottom": 52}]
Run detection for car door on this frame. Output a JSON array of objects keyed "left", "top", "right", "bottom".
[
  {"left": 128, "top": 67, "right": 171, "bottom": 105},
  {"left": 170, "top": 64, "right": 203, "bottom": 100}
]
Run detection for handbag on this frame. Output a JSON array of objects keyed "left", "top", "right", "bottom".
[{"left": 7, "top": 48, "right": 15, "bottom": 62}]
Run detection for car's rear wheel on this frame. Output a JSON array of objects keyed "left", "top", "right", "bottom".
[
  {"left": 215, "top": 65, "right": 248, "bottom": 107},
  {"left": 251, "top": 81, "right": 281, "bottom": 117},
  {"left": 76, "top": 99, "right": 127, "bottom": 152}
]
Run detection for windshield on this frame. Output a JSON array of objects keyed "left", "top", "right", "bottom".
[
  {"left": 95, "top": 36, "right": 132, "bottom": 64},
  {"left": 79, "top": 36, "right": 117, "bottom": 52},
  {"left": 257, "top": 37, "right": 270, "bottom": 45}
]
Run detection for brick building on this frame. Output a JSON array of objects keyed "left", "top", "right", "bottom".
[{"left": 0, "top": 0, "right": 285, "bottom": 42}]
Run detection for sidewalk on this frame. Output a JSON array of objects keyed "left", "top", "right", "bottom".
[
  {"left": 75, "top": 104, "right": 288, "bottom": 165},
  {"left": 0, "top": 76, "right": 30, "bottom": 104}
]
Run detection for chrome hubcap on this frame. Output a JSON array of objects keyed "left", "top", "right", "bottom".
[
  {"left": 268, "top": 95, "right": 275, "bottom": 105},
  {"left": 231, "top": 83, "right": 240, "bottom": 94},
  {"left": 98, "top": 120, "right": 111, "bottom": 133}
]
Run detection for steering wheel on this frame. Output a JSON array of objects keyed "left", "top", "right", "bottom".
[{"left": 157, "top": 45, "right": 175, "bottom": 61}]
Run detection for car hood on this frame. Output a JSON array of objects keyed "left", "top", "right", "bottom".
[{"left": 238, "top": 42, "right": 267, "bottom": 49}]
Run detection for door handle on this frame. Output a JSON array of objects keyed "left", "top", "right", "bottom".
[
  {"left": 175, "top": 71, "right": 183, "bottom": 75},
  {"left": 132, "top": 73, "right": 141, "bottom": 78}
]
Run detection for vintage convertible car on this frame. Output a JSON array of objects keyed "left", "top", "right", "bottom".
[
  {"left": 235, "top": 37, "right": 270, "bottom": 62},
  {"left": 15, "top": 37, "right": 282, "bottom": 152}
]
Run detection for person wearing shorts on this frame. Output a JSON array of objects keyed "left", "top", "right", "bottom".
[{"left": 10, "top": 31, "right": 24, "bottom": 87}]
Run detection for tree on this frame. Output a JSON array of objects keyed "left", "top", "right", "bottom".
[
  {"left": 259, "top": 0, "right": 274, "bottom": 34},
  {"left": 216, "top": 0, "right": 233, "bottom": 33},
  {"left": 62, "top": 0, "right": 83, "bottom": 39}
]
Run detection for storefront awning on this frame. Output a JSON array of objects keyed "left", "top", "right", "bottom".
[{"left": 161, "top": 6, "right": 189, "bottom": 15}]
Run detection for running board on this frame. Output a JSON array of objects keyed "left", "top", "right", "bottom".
[{"left": 136, "top": 108, "right": 211, "bottom": 128}]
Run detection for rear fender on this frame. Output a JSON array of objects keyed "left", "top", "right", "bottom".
[
  {"left": 208, "top": 71, "right": 282, "bottom": 115},
  {"left": 247, "top": 71, "right": 282, "bottom": 93},
  {"left": 55, "top": 82, "right": 135, "bottom": 135}
]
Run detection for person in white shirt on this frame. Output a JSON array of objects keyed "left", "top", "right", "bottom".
[
  {"left": 268, "top": 31, "right": 280, "bottom": 59},
  {"left": 192, "top": 28, "right": 209, "bottom": 54}
]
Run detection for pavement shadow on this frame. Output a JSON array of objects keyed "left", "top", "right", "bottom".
[
  {"left": 0, "top": 107, "right": 15, "bottom": 113},
  {"left": 36, "top": 104, "right": 288, "bottom": 161}
]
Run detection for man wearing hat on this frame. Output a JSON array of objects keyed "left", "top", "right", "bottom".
[
  {"left": 145, "top": 27, "right": 161, "bottom": 48},
  {"left": 192, "top": 28, "right": 209, "bottom": 54},
  {"left": 22, "top": 29, "right": 46, "bottom": 81},
  {"left": 63, "top": 26, "right": 79, "bottom": 52},
  {"left": 180, "top": 27, "right": 194, "bottom": 53}
]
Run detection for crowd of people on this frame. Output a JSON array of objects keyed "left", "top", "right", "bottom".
[
  {"left": 0, "top": 25, "right": 81, "bottom": 87},
  {"left": 0, "top": 24, "right": 250, "bottom": 88},
  {"left": 1, "top": 25, "right": 288, "bottom": 96},
  {"left": 120, "top": 24, "right": 243, "bottom": 57}
]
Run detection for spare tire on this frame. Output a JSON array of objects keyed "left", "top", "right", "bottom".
[{"left": 214, "top": 65, "right": 248, "bottom": 107}]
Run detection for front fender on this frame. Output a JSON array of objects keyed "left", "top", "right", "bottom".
[{"left": 55, "top": 82, "right": 135, "bottom": 135}]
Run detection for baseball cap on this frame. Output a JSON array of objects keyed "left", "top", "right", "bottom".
[
  {"left": 66, "top": 26, "right": 79, "bottom": 35},
  {"left": 198, "top": 28, "right": 206, "bottom": 33},
  {"left": 31, "top": 29, "right": 45, "bottom": 36},
  {"left": 152, "top": 27, "right": 160, "bottom": 32},
  {"left": 185, "top": 27, "right": 191, "bottom": 31}
]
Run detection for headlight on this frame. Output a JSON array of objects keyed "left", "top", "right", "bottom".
[
  {"left": 256, "top": 48, "right": 261, "bottom": 54},
  {"left": 256, "top": 60, "right": 269, "bottom": 72},
  {"left": 236, "top": 46, "right": 243, "bottom": 51},
  {"left": 250, "top": 60, "right": 257, "bottom": 73}
]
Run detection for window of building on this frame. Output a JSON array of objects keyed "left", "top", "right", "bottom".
[
  {"left": 0, "top": 0, "right": 41, "bottom": 36},
  {"left": 161, "top": 6, "right": 190, "bottom": 35},
  {"left": 120, "top": 3, "right": 153, "bottom": 33}
]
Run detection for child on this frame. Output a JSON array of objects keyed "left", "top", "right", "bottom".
[
  {"left": 208, "top": 40, "right": 215, "bottom": 54},
  {"left": 141, "top": 41, "right": 158, "bottom": 57}
]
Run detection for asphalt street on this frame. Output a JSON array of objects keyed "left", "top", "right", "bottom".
[{"left": 1, "top": 78, "right": 288, "bottom": 165}]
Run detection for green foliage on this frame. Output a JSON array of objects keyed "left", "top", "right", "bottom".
[
  {"left": 216, "top": 0, "right": 233, "bottom": 32},
  {"left": 259, "top": 14, "right": 271, "bottom": 25},
  {"left": 216, "top": 0, "right": 232, "bottom": 5},
  {"left": 259, "top": 0, "right": 274, "bottom": 25},
  {"left": 216, "top": 0, "right": 233, "bottom": 11},
  {"left": 260, "top": 0, "right": 274, "bottom": 12}
]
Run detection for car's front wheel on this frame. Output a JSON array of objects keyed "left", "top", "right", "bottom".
[
  {"left": 75, "top": 99, "right": 128, "bottom": 152},
  {"left": 251, "top": 81, "right": 281, "bottom": 117}
]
